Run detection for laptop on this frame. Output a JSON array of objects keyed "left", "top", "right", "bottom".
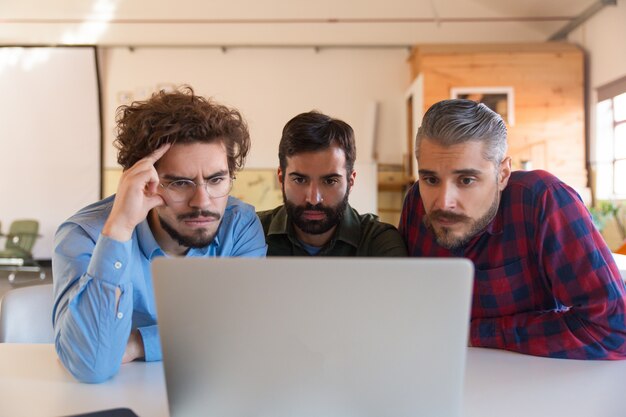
[{"left": 152, "top": 257, "right": 473, "bottom": 417}]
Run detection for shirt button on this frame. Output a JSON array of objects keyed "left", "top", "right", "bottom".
[
  {"left": 114, "top": 261, "right": 122, "bottom": 269},
  {"left": 117, "top": 312, "right": 124, "bottom": 319}
]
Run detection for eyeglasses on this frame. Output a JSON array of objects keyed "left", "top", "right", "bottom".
[{"left": 159, "top": 177, "right": 234, "bottom": 202}]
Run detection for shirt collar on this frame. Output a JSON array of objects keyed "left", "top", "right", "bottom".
[
  {"left": 187, "top": 234, "right": 219, "bottom": 256},
  {"left": 333, "top": 205, "right": 361, "bottom": 248},
  {"left": 136, "top": 218, "right": 164, "bottom": 260},
  {"left": 484, "top": 202, "right": 504, "bottom": 235},
  {"left": 267, "top": 206, "right": 290, "bottom": 236}
]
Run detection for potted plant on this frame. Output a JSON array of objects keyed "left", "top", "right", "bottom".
[{"left": 590, "top": 201, "right": 626, "bottom": 250}]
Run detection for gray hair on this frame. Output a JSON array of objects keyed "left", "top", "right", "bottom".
[{"left": 416, "top": 99, "right": 508, "bottom": 165}]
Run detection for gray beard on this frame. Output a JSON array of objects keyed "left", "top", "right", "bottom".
[{"left": 423, "top": 191, "right": 500, "bottom": 251}]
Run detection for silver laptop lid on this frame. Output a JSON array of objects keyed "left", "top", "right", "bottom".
[{"left": 153, "top": 257, "right": 473, "bottom": 417}]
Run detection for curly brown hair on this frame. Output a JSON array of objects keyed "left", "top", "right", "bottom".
[{"left": 114, "top": 86, "right": 250, "bottom": 174}]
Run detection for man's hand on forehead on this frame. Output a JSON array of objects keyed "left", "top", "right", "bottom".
[
  {"left": 141, "top": 143, "right": 171, "bottom": 195},
  {"left": 103, "top": 143, "right": 172, "bottom": 242}
]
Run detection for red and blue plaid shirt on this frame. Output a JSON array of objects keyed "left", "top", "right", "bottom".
[{"left": 399, "top": 170, "right": 626, "bottom": 359}]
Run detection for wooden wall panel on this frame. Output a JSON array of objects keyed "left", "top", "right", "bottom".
[{"left": 409, "top": 43, "right": 587, "bottom": 191}]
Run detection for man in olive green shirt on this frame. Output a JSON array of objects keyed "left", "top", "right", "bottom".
[{"left": 257, "top": 111, "right": 407, "bottom": 257}]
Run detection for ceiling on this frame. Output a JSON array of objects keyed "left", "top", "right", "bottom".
[{"left": 0, "top": 0, "right": 601, "bottom": 46}]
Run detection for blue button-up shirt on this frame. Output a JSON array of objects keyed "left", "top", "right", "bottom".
[{"left": 52, "top": 195, "right": 266, "bottom": 383}]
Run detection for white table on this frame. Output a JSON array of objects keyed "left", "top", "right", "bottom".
[
  {"left": 0, "top": 344, "right": 168, "bottom": 417},
  {"left": 464, "top": 347, "right": 626, "bottom": 417},
  {"left": 1, "top": 345, "right": 626, "bottom": 417}
]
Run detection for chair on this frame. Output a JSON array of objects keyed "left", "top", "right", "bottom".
[
  {"left": 0, "top": 219, "right": 45, "bottom": 282},
  {"left": 0, "top": 284, "right": 54, "bottom": 343}
]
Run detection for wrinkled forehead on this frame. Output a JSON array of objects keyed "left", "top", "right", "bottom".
[
  {"left": 417, "top": 138, "right": 496, "bottom": 173},
  {"left": 156, "top": 141, "right": 229, "bottom": 176}
]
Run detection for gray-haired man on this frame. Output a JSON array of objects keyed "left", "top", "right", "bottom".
[{"left": 399, "top": 99, "right": 626, "bottom": 360}]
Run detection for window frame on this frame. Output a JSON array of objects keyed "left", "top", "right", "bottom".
[
  {"left": 609, "top": 97, "right": 626, "bottom": 196},
  {"left": 596, "top": 76, "right": 626, "bottom": 200}
]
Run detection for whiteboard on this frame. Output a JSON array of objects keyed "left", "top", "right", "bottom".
[{"left": 0, "top": 47, "right": 101, "bottom": 260}]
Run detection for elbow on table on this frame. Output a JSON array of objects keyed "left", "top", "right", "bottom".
[
  {"left": 55, "top": 342, "right": 121, "bottom": 383},
  {"left": 71, "top": 364, "right": 119, "bottom": 384}
]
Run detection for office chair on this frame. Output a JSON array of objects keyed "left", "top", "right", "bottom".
[
  {"left": 0, "top": 219, "right": 45, "bottom": 283},
  {"left": 0, "top": 283, "right": 54, "bottom": 343}
]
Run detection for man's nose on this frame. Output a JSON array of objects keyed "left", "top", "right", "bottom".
[
  {"left": 434, "top": 183, "right": 458, "bottom": 211},
  {"left": 188, "top": 183, "right": 212, "bottom": 209},
  {"left": 305, "top": 183, "right": 323, "bottom": 205}
]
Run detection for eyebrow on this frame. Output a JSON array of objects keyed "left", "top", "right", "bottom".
[
  {"left": 322, "top": 174, "right": 343, "bottom": 180},
  {"left": 288, "top": 172, "right": 343, "bottom": 178},
  {"left": 205, "top": 170, "right": 230, "bottom": 180},
  {"left": 161, "top": 170, "right": 230, "bottom": 181},
  {"left": 288, "top": 172, "right": 308, "bottom": 178},
  {"left": 418, "top": 169, "right": 483, "bottom": 176}
]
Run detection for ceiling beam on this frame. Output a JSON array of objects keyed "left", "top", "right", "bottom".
[
  {"left": 548, "top": 0, "right": 617, "bottom": 41},
  {"left": 0, "top": 16, "right": 573, "bottom": 25}
]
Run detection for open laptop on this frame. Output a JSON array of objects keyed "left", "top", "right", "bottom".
[{"left": 152, "top": 257, "right": 473, "bottom": 417}]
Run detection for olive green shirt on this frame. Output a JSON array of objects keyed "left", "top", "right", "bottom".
[{"left": 257, "top": 205, "right": 408, "bottom": 257}]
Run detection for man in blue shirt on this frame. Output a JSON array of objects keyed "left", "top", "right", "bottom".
[{"left": 52, "top": 87, "right": 266, "bottom": 383}]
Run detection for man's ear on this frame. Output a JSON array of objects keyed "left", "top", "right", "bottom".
[
  {"left": 348, "top": 170, "right": 356, "bottom": 188},
  {"left": 277, "top": 167, "right": 284, "bottom": 185},
  {"left": 498, "top": 156, "right": 512, "bottom": 191}
]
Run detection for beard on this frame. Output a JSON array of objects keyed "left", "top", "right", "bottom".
[
  {"left": 158, "top": 209, "right": 221, "bottom": 249},
  {"left": 423, "top": 191, "right": 500, "bottom": 251},
  {"left": 283, "top": 188, "right": 350, "bottom": 236}
]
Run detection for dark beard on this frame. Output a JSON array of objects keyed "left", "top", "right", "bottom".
[
  {"left": 158, "top": 210, "right": 221, "bottom": 249},
  {"left": 283, "top": 190, "right": 349, "bottom": 236},
  {"left": 423, "top": 191, "right": 500, "bottom": 250}
]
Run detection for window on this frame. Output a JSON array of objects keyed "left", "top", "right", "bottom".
[
  {"left": 450, "top": 86, "right": 515, "bottom": 126},
  {"left": 595, "top": 76, "right": 626, "bottom": 199}
]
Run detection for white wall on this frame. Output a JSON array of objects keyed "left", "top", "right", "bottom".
[
  {"left": 0, "top": 47, "right": 100, "bottom": 259},
  {"left": 100, "top": 47, "right": 411, "bottom": 213}
]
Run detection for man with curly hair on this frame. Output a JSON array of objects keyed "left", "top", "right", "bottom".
[{"left": 52, "top": 87, "right": 266, "bottom": 383}]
